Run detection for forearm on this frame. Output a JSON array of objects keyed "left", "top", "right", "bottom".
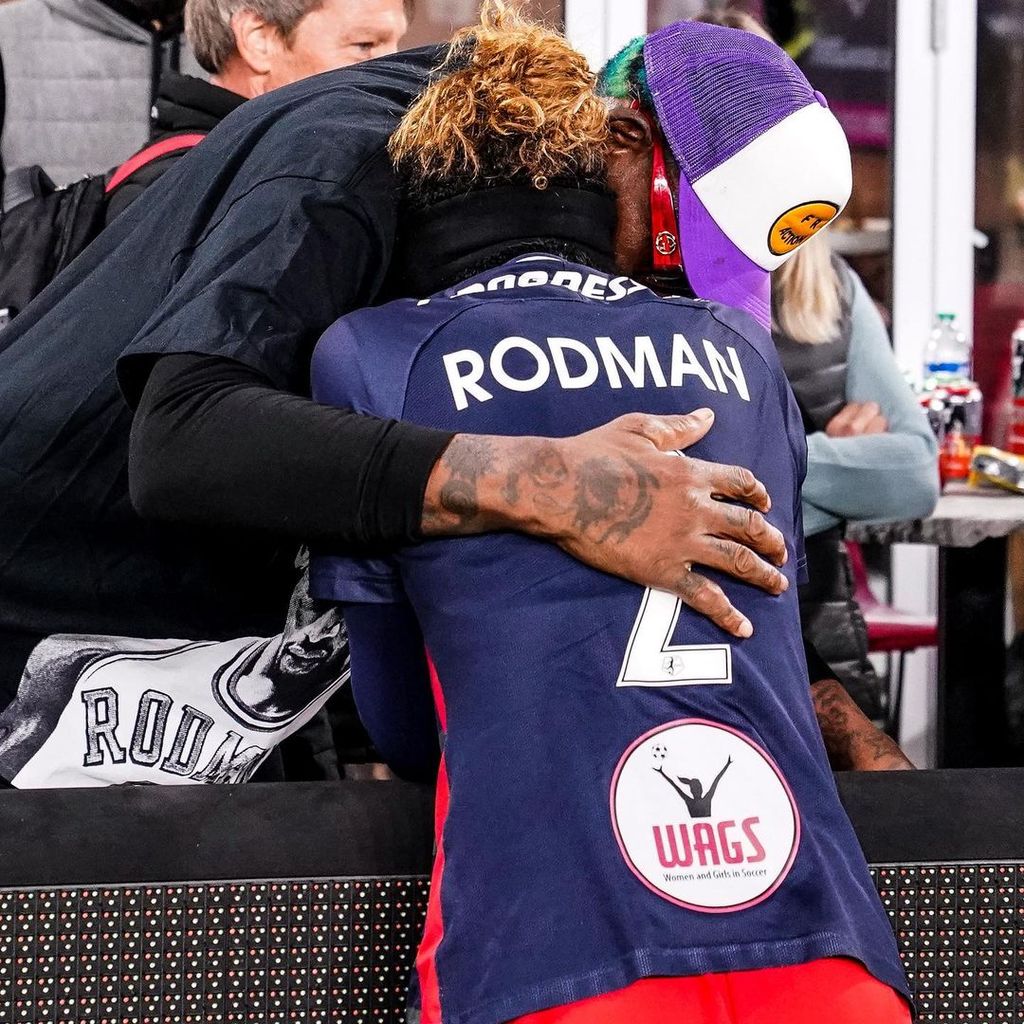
[
  {"left": 803, "top": 638, "right": 913, "bottom": 770},
  {"left": 801, "top": 497, "right": 842, "bottom": 538},
  {"left": 422, "top": 425, "right": 736, "bottom": 546},
  {"left": 803, "top": 431, "right": 939, "bottom": 523},
  {"left": 422, "top": 433, "right": 593, "bottom": 541},
  {"left": 820, "top": 263, "right": 940, "bottom": 526},
  {"left": 420, "top": 412, "right": 795, "bottom": 639},
  {"left": 130, "top": 354, "right": 453, "bottom": 549},
  {"left": 811, "top": 678, "right": 912, "bottom": 769}
]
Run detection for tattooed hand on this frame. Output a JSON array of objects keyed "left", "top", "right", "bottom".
[
  {"left": 421, "top": 408, "right": 789, "bottom": 638},
  {"left": 811, "top": 678, "right": 915, "bottom": 771}
]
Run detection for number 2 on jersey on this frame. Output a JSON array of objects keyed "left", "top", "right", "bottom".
[
  {"left": 615, "top": 587, "right": 733, "bottom": 687},
  {"left": 615, "top": 448, "right": 733, "bottom": 688}
]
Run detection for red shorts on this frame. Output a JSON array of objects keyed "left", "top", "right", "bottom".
[{"left": 510, "top": 958, "right": 910, "bottom": 1024}]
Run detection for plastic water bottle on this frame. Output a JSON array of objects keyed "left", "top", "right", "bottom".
[{"left": 923, "top": 312, "right": 971, "bottom": 384}]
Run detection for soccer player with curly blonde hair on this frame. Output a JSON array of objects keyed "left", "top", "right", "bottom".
[{"left": 309, "top": 6, "right": 911, "bottom": 1022}]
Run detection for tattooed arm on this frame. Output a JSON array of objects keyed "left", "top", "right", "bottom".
[
  {"left": 811, "top": 678, "right": 914, "bottom": 771},
  {"left": 803, "top": 638, "right": 914, "bottom": 770},
  {"left": 422, "top": 409, "right": 790, "bottom": 639}
]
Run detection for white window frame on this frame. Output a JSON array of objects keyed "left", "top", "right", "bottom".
[
  {"left": 891, "top": 0, "right": 977, "bottom": 766},
  {"left": 565, "top": 0, "right": 647, "bottom": 70}
]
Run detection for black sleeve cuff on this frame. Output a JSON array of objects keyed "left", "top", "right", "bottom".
[
  {"left": 355, "top": 420, "right": 454, "bottom": 547},
  {"left": 130, "top": 353, "right": 454, "bottom": 553}
]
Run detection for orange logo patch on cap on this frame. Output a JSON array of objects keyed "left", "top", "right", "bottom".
[{"left": 768, "top": 201, "right": 840, "bottom": 256}]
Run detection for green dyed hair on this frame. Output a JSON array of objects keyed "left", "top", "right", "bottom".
[{"left": 596, "top": 35, "right": 653, "bottom": 110}]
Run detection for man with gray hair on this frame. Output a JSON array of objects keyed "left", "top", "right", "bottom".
[
  {"left": 108, "top": 0, "right": 412, "bottom": 217},
  {"left": 188, "top": 0, "right": 411, "bottom": 97}
]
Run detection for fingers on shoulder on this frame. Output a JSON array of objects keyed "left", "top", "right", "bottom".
[{"left": 615, "top": 410, "right": 714, "bottom": 450}]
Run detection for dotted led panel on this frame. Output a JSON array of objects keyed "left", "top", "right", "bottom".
[
  {"left": 871, "top": 864, "right": 1024, "bottom": 1023},
  {"left": 0, "top": 878, "right": 426, "bottom": 1024},
  {"left": 0, "top": 865, "right": 1020, "bottom": 1022}
]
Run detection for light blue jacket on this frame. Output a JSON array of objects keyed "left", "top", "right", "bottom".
[{"left": 801, "top": 269, "right": 940, "bottom": 536}]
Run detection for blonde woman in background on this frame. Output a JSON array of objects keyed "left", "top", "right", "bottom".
[
  {"left": 771, "top": 232, "right": 938, "bottom": 534},
  {"left": 698, "top": 9, "right": 939, "bottom": 724}
]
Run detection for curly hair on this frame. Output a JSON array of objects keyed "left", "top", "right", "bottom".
[{"left": 389, "top": 0, "right": 608, "bottom": 200}]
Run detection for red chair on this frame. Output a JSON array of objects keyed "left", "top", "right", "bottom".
[{"left": 845, "top": 541, "right": 938, "bottom": 737}]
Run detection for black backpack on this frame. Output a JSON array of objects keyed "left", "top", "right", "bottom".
[{"left": 0, "top": 133, "right": 204, "bottom": 329}]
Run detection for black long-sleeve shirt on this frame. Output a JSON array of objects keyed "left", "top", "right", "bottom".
[{"left": 131, "top": 353, "right": 451, "bottom": 548}]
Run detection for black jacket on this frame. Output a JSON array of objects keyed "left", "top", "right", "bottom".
[{"left": 105, "top": 70, "right": 245, "bottom": 223}]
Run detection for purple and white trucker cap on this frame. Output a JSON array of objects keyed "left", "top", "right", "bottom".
[{"left": 644, "top": 20, "right": 852, "bottom": 329}]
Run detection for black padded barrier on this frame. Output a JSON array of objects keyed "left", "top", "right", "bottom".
[{"left": 0, "top": 770, "right": 1022, "bottom": 1023}]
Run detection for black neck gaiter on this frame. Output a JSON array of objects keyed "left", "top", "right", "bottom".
[{"left": 390, "top": 185, "right": 618, "bottom": 297}]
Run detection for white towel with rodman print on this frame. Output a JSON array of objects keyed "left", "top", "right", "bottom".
[{"left": 0, "top": 572, "right": 347, "bottom": 787}]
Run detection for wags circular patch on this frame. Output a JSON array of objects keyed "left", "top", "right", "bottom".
[
  {"left": 610, "top": 719, "right": 799, "bottom": 912},
  {"left": 768, "top": 201, "right": 839, "bottom": 256}
]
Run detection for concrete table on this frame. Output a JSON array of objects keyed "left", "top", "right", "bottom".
[{"left": 848, "top": 485, "right": 1024, "bottom": 767}]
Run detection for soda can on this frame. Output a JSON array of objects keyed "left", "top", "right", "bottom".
[
  {"left": 1012, "top": 322, "right": 1024, "bottom": 400},
  {"left": 921, "top": 390, "right": 949, "bottom": 445},
  {"left": 948, "top": 383, "right": 983, "bottom": 447}
]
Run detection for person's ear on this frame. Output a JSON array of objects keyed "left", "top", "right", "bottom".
[
  {"left": 606, "top": 106, "right": 655, "bottom": 158},
  {"left": 230, "top": 7, "right": 280, "bottom": 77}
]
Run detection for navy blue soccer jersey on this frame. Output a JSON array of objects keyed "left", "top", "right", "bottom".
[{"left": 309, "top": 255, "right": 909, "bottom": 1024}]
